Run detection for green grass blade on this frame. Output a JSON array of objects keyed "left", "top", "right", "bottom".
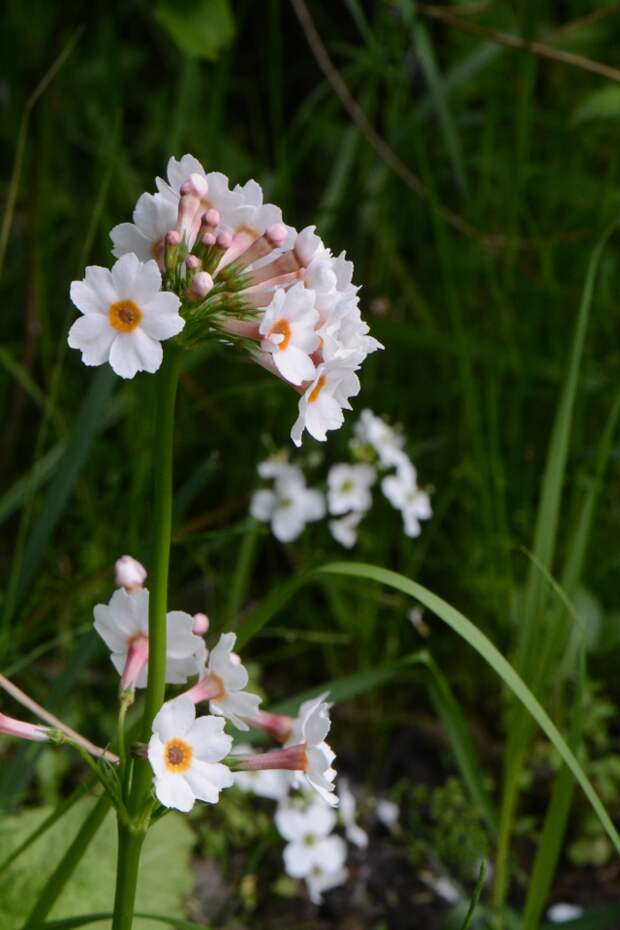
[
  {"left": 0, "top": 442, "right": 64, "bottom": 525},
  {"left": 460, "top": 860, "right": 487, "bottom": 930},
  {"left": 316, "top": 561, "right": 620, "bottom": 859},
  {"left": 236, "top": 570, "right": 315, "bottom": 648}
]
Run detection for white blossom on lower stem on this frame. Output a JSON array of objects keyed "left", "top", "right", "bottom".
[
  {"left": 93, "top": 588, "right": 205, "bottom": 690},
  {"left": 182, "top": 632, "right": 261, "bottom": 731},
  {"left": 148, "top": 697, "right": 233, "bottom": 812},
  {"left": 259, "top": 283, "right": 320, "bottom": 385},
  {"left": 338, "top": 778, "right": 368, "bottom": 848},
  {"left": 68, "top": 254, "right": 184, "bottom": 379},
  {"left": 381, "top": 461, "right": 432, "bottom": 538},
  {"left": 329, "top": 511, "right": 364, "bottom": 549},
  {"left": 285, "top": 693, "right": 338, "bottom": 807},
  {"left": 291, "top": 362, "right": 360, "bottom": 447},
  {"left": 327, "top": 463, "right": 376, "bottom": 515},
  {"left": 250, "top": 466, "right": 325, "bottom": 542}
]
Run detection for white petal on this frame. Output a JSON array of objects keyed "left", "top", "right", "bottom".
[
  {"left": 147, "top": 732, "right": 167, "bottom": 777},
  {"left": 83, "top": 266, "right": 118, "bottom": 306},
  {"left": 140, "top": 292, "right": 184, "bottom": 340},
  {"left": 110, "top": 253, "right": 141, "bottom": 295},
  {"left": 126, "top": 259, "right": 163, "bottom": 304},
  {"left": 109, "top": 329, "right": 163, "bottom": 379},
  {"left": 110, "top": 223, "right": 154, "bottom": 262},
  {"left": 152, "top": 696, "right": 196, "bottom": 741},
  {"left": 273, "top": 345, "right": 316, "bottom": 386},
  {"left": 187, "top": 715, "right": 232, "bottom": 762},
  {"left": 67, "top": 315, "right": 115, "bottom": 366},
  {"left": 154, "top": 772, "right": 195, "bottom": 812},
  {"left": 184, "top": 760, "right": 233, "bottom": 803},
  {"left": 250, "top": 489, "right": 277, "bottom": 522},
  {"left": 69, "top": 280, "right": 108, "bottom": 316},
  {"left": 283, "top": 841, "right": 318, "bottom": 878}
]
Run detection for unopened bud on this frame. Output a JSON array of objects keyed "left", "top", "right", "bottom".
[
  {"left": 192, "top": 612, "right": 209, "bottom": 635},
  {"left": 189, "top": 271, "right": 214, "bottom": 299},
  {"left": 115, "top": 555, "right": 147, "bottom": 593},
  {"left": 164, "top": 230, "right": 181, "bottom": 273}
]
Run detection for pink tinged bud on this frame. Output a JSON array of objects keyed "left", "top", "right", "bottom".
[
  {"left": 266, "top": 223, "right": 288, "bottom": 246},
  {"left": 121, "top": 634, "right": 149, "bottom": 691},
  {"left": 190, "top": 271, "right": 214, "bottom": 299},
  {"left": 165, "top": 230, "right": 181, "bottom": 273},
  {"left": 180, "top": 174, "right": 208, "bottom": 198},
  {"left": 183, "top": 672, "right": 225, "bottom": 705},
  {"left": 202, "top": 232, "right": 216, "bottom": 247},
  {"left": 248, "top": 709, "right": 294, "bottom": 743},
  {"left": 205, "top": 208, "right": 220, "bottom": 228},
  {"left": 236, "top": 744, "right": 307, "bottom": 772},
  {"left": 115, "top": 555, "right": 147, "bottom": 594},
  {"left": 217, "top": 231, "right": 233, "bottom": 251},
  {"left": 217, "top": 318, "right": 261, "bottom": 341},
  {"left": 166, "top": 230, "right": 181, "bottom": 246},
  {"left": 245, "top": 251, "right": 301, "bottom": 288},
  {"left": 186, "top": 254, "right": 201, "bottom": 273},
  {"left": 0, "top": 712, "right": 49, "bottom": 743},
  {"left": 192, "top": 612, "right": 209, "bottom": 635}
]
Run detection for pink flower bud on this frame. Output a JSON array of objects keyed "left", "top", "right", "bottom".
[
  {"left": 185, "top": 254, "right": 201, "bottom": 272},
  {"left": 166, "top": 230, "right": 181, "bottom": 246},
  {"left": 190, "top": 272, "right": 214, "bottom": 299},
  {"left": 201, "top": 232, "right": 216, "bottom": 247},
  {"left": 217, "top": 231, "right": 233, "bottom": 250},
  {"left": 192, "top": 612, "right": 209, "bottom": 635},
  {"left": 0, "top": 712, "right": 49, "bottom": 743},
  {"left": 115, "top": 555, "right": 147, "bottom": 594},
  {"left": 204, "top": 208, "right": 220, "bottom": 228},
  {"left": 247, "top": 709, "right": 294, "bottom": 742},
  {"left": 266, "top": 223, "right": 288, "bottom": 246}
]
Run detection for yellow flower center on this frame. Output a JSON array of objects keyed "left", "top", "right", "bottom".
[
  {"left": 308, "top": 374, "right": 326, "bottom": 404},
  {"left": 164, "top": 738, "right": 193, "bottom": 773},
  {"left": 108, "top": 299, "right": 142, "bottom": 333},
  {"left": 269, "top": 319, "right": 292, "bottom": 351}
]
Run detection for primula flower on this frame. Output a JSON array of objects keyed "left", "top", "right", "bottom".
[
  {"left": 338, "top": 778, "right": 368, "bottom": 848},
  {"left": 276, "top": 796, "right": 339, "bottom": 878},
  {"left": 68, "top": 254, "right": 184, "bottom": 379},
  {"left": 285, "top": 693, "right": 338, "bottom": 807},
  {"left": 381, "top": 460, "right": 432, "bottom": 538},
  {"left": 250, "top": 465, "right": 325, "bottom": 542},
  {"left": 353, "top": 409, "right": 406, "bottom": 468},
  {"left": 305, "top": 861, "right": 349, "bottom": 906},
  {"left": 329, "top": 511, "right": 363, "bottom": 549},
  {"left": 291, "top": 362, "right": 360, "bottom": 447},
  {"left": 258, "top": 283, "right": 320, "bottom": 385},
  {"left": 375, "top": 798, "right": 400, "bottom": 828},
  {"left": 148, "top": 697, "right": 233, "bottom": 812},
  {"left": 93, "top": 588, "right": 205, "bottom": 691},
  {"left": 181, "top": 632, "right": 261, "bottom": 730},
  {"left": 114, "top": 555, "right": 147, "bottom": 594},
  {"left": 0, "top": 712, "right": 49, "bottom": 743},
  {"left": 327, "top": 463, "right": 376, "bottom": 515}
]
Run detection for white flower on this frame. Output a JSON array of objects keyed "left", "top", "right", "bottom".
[
  {"left": 93, "top": 588, "right": 205, "bottom": 689},
  {"left": 329, "top": 511, "right": 363, "bottom": 549},
  {"left": 375, "top": 798, "right": 400, "bottom": 828},
  {"left": 305, "top": 862, "right": 348, "bottom": 905},
  {"left": 68, "top": 254, "right": 184, "bottom": 379},
  {"left": 277, "top": 796, "right": 345, "bottom": 887},
  {"left": 259, "top": 284, "right": 320, "bottom": 385},
  {"left": 420, "top": 871, "right": 461, "bottom": 904},
  {"left": 318, "top": 296, "right": 383, "bottom": 367},
  {"left": 185, "top": 632, "right": 261, "bottom": 731},
  {"left": 114, "top": 555, "right": 147, "bottom": 593},
  {"left": 110, "top": 192, "right": 177, "bottom": 266},
  {"left": 381, "top": 459, "right": 432, "bottom": 538},
  {"left": 327, "top": 463, "right": 376, "bottom": 515},
  {"left": 232, "top": 744, "right": 291, "bottom": 801},
  {"left": 148, "top": 697, "right": 233, "bottom": 812},
  {"left": 257, "top": 453, "right": 292, "bottom": 480},
  {"left": 250, "top": 466, "right": 325, "bottom": 542},
  {"left": 338, "top": 778, "right": 368, "bottom": 848},
  {"left": 286, "top": 694, "right": 338, "bottom": 806},
  {"left": 353, "top": 410, "right": 405, "bottom": 468},
  {"left": 291, "top": 361, "right": 360, "bottom": 447},
  {"left": 547, "top": 903, "right": 584, "bottom": 923}
]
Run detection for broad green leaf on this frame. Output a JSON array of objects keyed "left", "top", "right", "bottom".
[
  {"left": 541, "top": 906, "right": 620, "bottom": 930},
  {"left": 39, "top": 914, "right": 213, "bottom": 929},
  {"left": 572, "top": 86, "right": 620, "bottom": 124},
  {"left": 155, "top": 0, "right": 235, "bottom": 61},
  {"left": 0, "top": 798, "right": 193, "bottom": 930}
]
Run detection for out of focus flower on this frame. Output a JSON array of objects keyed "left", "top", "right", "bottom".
[
  {"left": 148, "top": 697, "right": 233, "bottom": 812},
  {"left": 68, "top": 254, "right": 184, "bottom": 378},
  {"left": 285, "top": 693, "right": 338, "bottom": 807},
  {"left": 375, "top": 798, "right": 400, "bottom": 828},
  {"left": 408, "top": 607, "right": 430, "bottom": 637},
  {"left": 93, "top": 588, "right": 205, "bottom": 690},
  {"left": 329, "top": 511, "right": 363, "bottom": 549},
  {"left": 338, "top": 778, "right": 368, "bottom": 848},
  {"left": 0, "top": 712, "right": 49, "bottom": 743},
  {"left": 420, "top": 871, "right": 461, "bottom": 904},
  {"left": 547, "top": 903, "right": 584, "bottom": 923},
  {"left": 114, "top": 555, "right": 147, "bottom": 594},
  {"left": 381, "top": 460, "right": 432, "bottom": 538},
  {"left": 353, "top": 409, "right": 405, "bottom": 467},
  {"left": 327, "top": 462, "right": 376, "bottom": 515},
  {"left": 250, "top": 465, "right": 325, "bottom": 542},
  {"left": 192, "top": 612, "right": 209, "bottom": 636},
  {"left": 305, "top": 861, "right": 348, "bottom": 905},
  {"left": 276, "top": 797, "right": 343, "bottom": 878},
  {"left": 182, "top": 632, "right": 261, "bottom": 730}
]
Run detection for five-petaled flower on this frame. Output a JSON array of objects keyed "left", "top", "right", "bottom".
[
  {"left": 285, "top": 693, "right": 338, "bottom": 807},
  {"left": 181, "top": 632, "right": 261, "bottom": 730}
]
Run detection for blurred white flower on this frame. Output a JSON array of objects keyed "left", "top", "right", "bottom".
[
  {"left": 353, "top": 410, "right": 405, "bottom": 467},
  {"left": 148, "top": 697, "right": 233, "bottom": 812},
  {"left": 408, "top": 607, "right": 430, "bottom": 637},
  {"left": 291, "top": 361, "right": 360, "bottom": 447},
  {"left": 329, "top": 511, "right": 363, "bottom": 549},
  {"left": 68, "top": 254, "right": 184, "bottom": 379},
  {"left": 420, "top": 871, "right": 461, "bottom": 904},
  {"left": 257, "top": 453, "right": 292, "bottom": 480},
  {"left": 547, "top": 903, "right": 584, "bottom": 923},
  {"left": 286, "top": 694, "right": 338, "bottom": 807},
  {"left": 182, "top": 632, "right": 261, "bottom": 731},
  {"left": 259, "top": 283, "right": 320, "bottom": 385},
  {"left": 93, "top": 588, "right": 205, "bottom": 690},
  {"left": 338, "top": 778, "right": 368, "bottom": 848},
  {"left": 114, "top": 555, "right": 147, "bottom": 594},
  {"left": 305, "top": 861, "right": 348, "bottom": 905},
  {"left": 277, "top": 796, "right": 346, "bottom": 893},
  {"left": 327, "top": 463, "right": 376, "bottom": 515},
  {"left": 250, "top": 465, "right": 325, "bottom": 542},
  {"left": 375, "top": 798, "right": 400, "bottom": 827},
  {"left": 381, "top": 459, "right": 432, "bottom": 538}
]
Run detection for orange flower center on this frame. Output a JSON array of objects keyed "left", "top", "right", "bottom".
[
  {"left": 164, "top": 738, "right": 193, "bottom": 773},
  {"left": 268, "top": 319, "right": 292, "bottom": 351},
  {"left": 308, "top": 374, "right": 326, "bottom": 404},
  {"left": 108, "top": 299, "right": 142, "bottom": 333}
]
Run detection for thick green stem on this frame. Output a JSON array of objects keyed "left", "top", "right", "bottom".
[{"left": 111, "top": 824, "right": 146, "bottom": 930}]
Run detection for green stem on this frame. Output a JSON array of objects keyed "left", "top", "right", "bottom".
[{"left": 111, "top": 824, "right": 146, "bottom": 930}]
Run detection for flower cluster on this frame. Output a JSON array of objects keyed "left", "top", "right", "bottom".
[
  {"left": 250, "top": 409, "right": 432, "bottom": 546},
  {"left": 68, "top": 155, "right": 381, "bottom": 445}
]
